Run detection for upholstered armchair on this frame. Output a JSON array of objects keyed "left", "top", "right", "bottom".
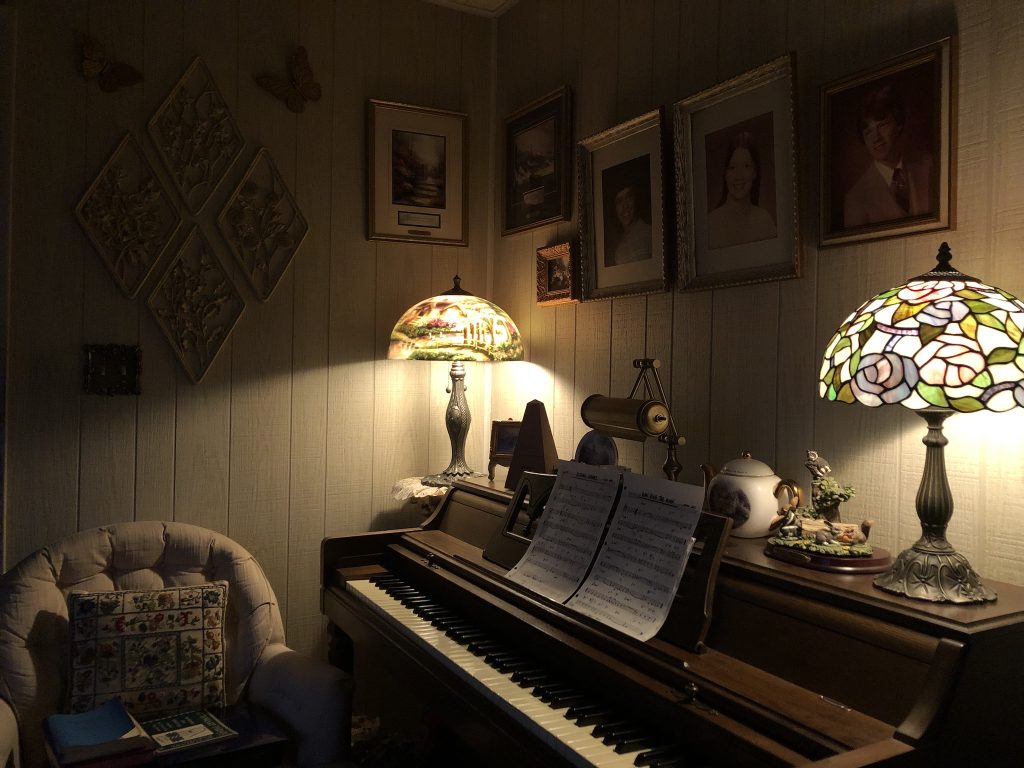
[{"left": 0, "top": 521, "right": 352, "bottom": 767}]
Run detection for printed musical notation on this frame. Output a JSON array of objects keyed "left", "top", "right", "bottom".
[
  {"left": 506, "top": 460, "right": 621, "bottom": 603},
  {"left": 506, "top": 460, "right": 704, "bottom": 641},
  {"left": 566, "top": 473, "right": 702, "bottom": 640}
]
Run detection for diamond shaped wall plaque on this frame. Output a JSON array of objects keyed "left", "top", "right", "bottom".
[
  {"left": 75, "top": 133, "right": 181, "bottom": 298},
  {"left": 217, "top": 147, "right": 308, "bottom": 302},
  {"left": 147, "top": 227, "right": 245, "bottom": 383},
  {"left": 147, "top": 58, "right": 244, "bottom": 213}
]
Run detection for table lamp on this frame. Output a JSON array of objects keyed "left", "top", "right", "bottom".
[
  {"left": 819, "top": 243, "right": 1024, "bottom": 602},
  {"left": 388, "top": 276, "right": 523, "bottom": 487}
]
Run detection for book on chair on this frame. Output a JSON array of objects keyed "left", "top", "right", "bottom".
[{"left": 43, "top": 698, "right": 156, "bottom": 766}]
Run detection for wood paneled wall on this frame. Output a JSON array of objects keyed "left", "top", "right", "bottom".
[
  {"left": 4, "top": 0, "right": 494, "bottom": 657},
  {"left": 490, "top": 0, "right": 1024, "bottom": 588},
  {"left": 5, "top": 0, "right": 1024, "bottom": 661}
]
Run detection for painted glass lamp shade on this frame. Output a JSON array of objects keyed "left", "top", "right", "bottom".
[
  {"left": 819, "top": 243, "right": 1024, "bottom": 602},
  {"left": 389, "top": 276, "right": 523, "bottom": 486}
]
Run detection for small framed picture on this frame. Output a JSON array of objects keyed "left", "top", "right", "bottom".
[
  {"left": 367, "top": 99, "right": 467, "bottom": 245},
  {"left": 503, "top": 86, "right": 573, "bottom": 235},
  {"left": 536, "top": 242, "right": 576, "bottom": 306},
  {"left": 674, "top": 54, "right": 800, "bottom": 291},
  {"left": 488, "top": 419, "right": 521, "bottom": 480},
  {"left": 820, "top": 38, "right": 955, "bottom": 246},
  {"left": 578, "top": 109, "right": 669, "bottom": 302}
]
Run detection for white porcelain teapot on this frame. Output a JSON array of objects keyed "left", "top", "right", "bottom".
[{"left": 701, "top": 452, "right": 801, "bottom": 538}]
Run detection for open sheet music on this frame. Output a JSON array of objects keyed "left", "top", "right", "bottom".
[{"left": 506, "top": 460, "right": 704, "bottom": 641}]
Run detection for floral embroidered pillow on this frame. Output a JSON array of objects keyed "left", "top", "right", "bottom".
[{"left": 67, "top": 583, "right": 227, "bottom": 715}]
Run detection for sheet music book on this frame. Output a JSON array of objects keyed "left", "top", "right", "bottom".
[{"left": 506, "top": 460, "right": 704, "bottom": 641}]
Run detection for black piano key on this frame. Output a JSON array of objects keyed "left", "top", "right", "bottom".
[
  {"left": 511, "top": 670, "right": 549, "bottom": 687},
  {"left": 614, "top": 734, "right": 652, "bottom": 753},
  {"left": 547, "top": 692, "right": 587, "bottom": 708},
  {"left": 454, "top": 630, "right": 488, "bottom": 643},
  {"left": 602, "top": 727, "right": 644, "bottom": 746},
  {"left": 533, "top": 684, "right": 575, "bottom": 701},
  {"left": 484, "top": 651, "right": 520, "bottom": 665},
  {"left": 467, "top": 640, "right": 500, "bottom": 655},
  {"left": 493, "top": 659, "right": 534, "bottom": 674},
  {"left": 565, "top": 703, "right": 605, "bottom": 719},
  {"left": 591, "top": 719, "right": 630, "bottom": 737},
  {"left": 634, "top": 746, "right": 682, "bottom": 766}
]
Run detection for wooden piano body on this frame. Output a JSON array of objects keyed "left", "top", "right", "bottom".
[{"left": 321, "top": 480, "right": 1024, "bottom": 767}]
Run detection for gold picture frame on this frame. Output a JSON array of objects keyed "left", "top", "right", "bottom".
[
  {"left": 536, "top": 242, "right": 576, "bottom": 306},
  {"left": 578, "top": 109, "right": 669, "bottom": 302},
  {"left": 674, "top": 54, "right": 801, "bottom": 291},
  {"left": 367, "top": 99, "right": 468, "bottom": 246}
]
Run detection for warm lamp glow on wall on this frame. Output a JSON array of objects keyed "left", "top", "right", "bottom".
[
  {"left": 820, "top": 243, "right": 1024, "bottom": 602},
  {"left": 388, "top": 276, "right": 523, "bottom": 487}
]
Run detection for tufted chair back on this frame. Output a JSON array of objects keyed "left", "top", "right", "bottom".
[{"left": 0, "top": 521, "right": 286, "bottom": 767}]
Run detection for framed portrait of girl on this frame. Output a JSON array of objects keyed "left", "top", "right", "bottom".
[{"left": 674, "top": 54, "right": 801, "bottom": 291}]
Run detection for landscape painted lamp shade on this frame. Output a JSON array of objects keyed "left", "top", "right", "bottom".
[
  {"left": 389, "top": 276, "right": 523, "bottom": 487},
  {"left": 819, "top": 242, "right": 1024, "bottom": 603}
]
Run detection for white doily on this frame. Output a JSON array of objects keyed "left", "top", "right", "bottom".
[{"left": 391, "top": 476, "right": 448, "bottom": 501}]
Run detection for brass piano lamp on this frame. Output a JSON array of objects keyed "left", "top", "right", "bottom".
[
  {"left": 580, "top": 358, "right": 685, "bottom": 481},
  {"left": 820, "top": 243, "right": 1024, "bottom": 603},
  {"left": 388, "top": 276, "right": 523, "bottom": 487}
]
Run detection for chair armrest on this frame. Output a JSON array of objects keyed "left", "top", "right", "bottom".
[
  {"left": 248, "top": 643, "right": 352, "bottom": 767},
  {"left": 0, "top": 698, "right": 20, "bottom": 768}
]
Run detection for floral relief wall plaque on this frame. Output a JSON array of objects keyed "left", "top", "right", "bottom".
[
  {"left": 217, "top": 147, "right": 308, "bottom": 301},
  {"left": 147, "top": 227, "right": 245, "bottom": 383},
  {"left": 75, "top": 133, "right": 181, "bottom": 298},
  {"left": 148, "top": 58, "right": 244, "bottom": 213}
]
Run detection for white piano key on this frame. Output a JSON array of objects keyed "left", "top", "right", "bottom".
[{"left": 347, "top": 578, "right": 647, "bottom": 768}]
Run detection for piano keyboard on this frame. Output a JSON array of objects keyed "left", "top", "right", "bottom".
[{"left": 348, "top": 574, "right": 695, "bottom": 768}]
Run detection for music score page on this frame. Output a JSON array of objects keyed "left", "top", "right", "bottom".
[
  {"left": 506, "top": 461, "right": 621, "bottom": 603},
  {"left": 565, "top": 473, "right": 704, "bottom": 640}
]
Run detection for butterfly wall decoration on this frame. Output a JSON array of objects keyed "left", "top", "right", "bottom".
[
  {"left": 254, "top": 46, "right": 322, "bottom": 114},
  {"left": 79, "top": 34, "right": 143, "bottom": 93}
]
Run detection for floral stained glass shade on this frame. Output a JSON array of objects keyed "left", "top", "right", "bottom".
[
  {"left": 388, "top": 287, "right": 524, "bottom": 362},
  {"left": 820, "top": 248, "right": 1024, "bottom": 414}
]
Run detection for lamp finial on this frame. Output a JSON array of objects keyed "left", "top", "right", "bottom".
[
  {"left": 446, "top": 274, "right": 472, "bottom": 296},
  {"left": 936, "top": 242, "right": 953, "bottom": 271}
]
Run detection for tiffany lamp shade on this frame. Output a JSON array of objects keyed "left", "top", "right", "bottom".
[
  {"left": 389, "top": 276, "right": 523, "bottom": 487},
  {"left": 819, "top": 243, "right": 1024, "bottom": 602}
]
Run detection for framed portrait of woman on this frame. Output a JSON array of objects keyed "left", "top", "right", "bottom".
[
  {"left": 578, "top": 109, "right": 669, "bottom": 301},
  {"left": 820, "top": 38, "right": 955, "bottom": 247},
  {"left": 674, "top": 54, "right": 801, "bottom": 291}
]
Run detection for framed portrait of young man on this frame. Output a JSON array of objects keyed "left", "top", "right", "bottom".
[
  {"left": 674, "top": 54, "right": 800, "bottom": 291},
  {"left": 367, "top": 99, "right": 468, "bottom": 245},
  {"left": 820, "top": 38, "right": 956, "bottom": 247},
  {"left": 578, "top": 109, "right": 669, "bottom": 302},
  {"left": 503, "top": 86, "right": 573, "bottom": 236}
]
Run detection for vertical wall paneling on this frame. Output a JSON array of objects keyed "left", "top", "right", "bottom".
[
  {"left": 6, "top": 0, "right": 87, "bottom": 558},
  {"left": 135, "top": 1, "right": 183, "bottom": 523},
  {"left": 286, "top": 0, "right": 334, "bottom": 656},
  {"left": 172, "top": 0, "right": 238, "bottom": 532},
  {"left": 229, "top": 0, "right": 297, "bottom": 615},
  {"left": 78, "top": 1, "right": 143, "bottom": 531},
  {"left": 325, "top": 0, "right": 379, "bottom": 537}
]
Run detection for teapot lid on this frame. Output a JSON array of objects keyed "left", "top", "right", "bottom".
[{"left": 720, "top": 451, "right": 775, "bottom": 477}]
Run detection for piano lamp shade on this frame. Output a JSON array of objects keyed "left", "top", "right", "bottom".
[
  {"left": 819, "top": 242, "right": 1024, "bottom": 602},
  {"left": 389, "top": 276, "right": 523, "bottom": 487}
]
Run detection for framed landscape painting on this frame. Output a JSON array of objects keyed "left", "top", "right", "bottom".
[
  {"left": 820, "top": 38, "right": 955, "bottom": 246},
  {"left": 368, "top": 99, "right": 467, "bottom": 245},
  {"left": 674, "top": 54, "right": 800, "bottom": 290},
  {"left": 503, "top": 86, "right": 573, "bottom": 235}
]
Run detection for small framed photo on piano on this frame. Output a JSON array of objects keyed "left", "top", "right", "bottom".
[
  {"left": 488, "top": 419, "right": 522, "bottom": 480},
  {"left": 483, "top": 471, "right": 557, "bottom": 570}
]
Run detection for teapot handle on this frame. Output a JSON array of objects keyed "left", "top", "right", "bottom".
[{"left": 774, "top": 479, "right": 802, "bottom": 509}]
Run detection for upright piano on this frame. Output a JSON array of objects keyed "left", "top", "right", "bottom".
[{"left": 321, "top": 479, "right": 1024, "bottom": 767}]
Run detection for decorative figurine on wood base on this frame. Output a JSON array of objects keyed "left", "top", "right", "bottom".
[{"left": 765, "top": 450, "right": 892, "bottom": 573}]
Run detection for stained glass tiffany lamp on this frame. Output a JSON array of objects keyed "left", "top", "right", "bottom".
[
  {"left": 389, "top": 276, "right": 524, "bottom": 487},
  {"left": 819, "top": 243, "right": 1024, "bottom": 603}
]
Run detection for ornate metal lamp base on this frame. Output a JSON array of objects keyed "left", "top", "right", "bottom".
[
  {"left": 421, "top": 360, "right": 482, "bottom": 488},
  {"left": 421, "top": 467, "right": 484, "bottom": 488},
  {"left": 873, "top": 537, "right": 996, "bottom": 603}
]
